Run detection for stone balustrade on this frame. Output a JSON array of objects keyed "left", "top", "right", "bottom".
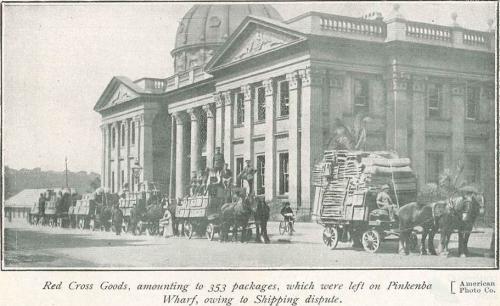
[
  {"left": 319, "top": 14, "right": 386, "bottom": 37},
  {"left": 463, "top": 29, "right": 490, "bottom": 46},
  {"left": 164, "top": 66, "right": 212, "bottom": 92},
  {"left": 405, "top": 21, "right": 452, "bottom": 41}
]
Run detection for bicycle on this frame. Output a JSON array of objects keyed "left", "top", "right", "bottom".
[{"left": 279, "top": 215, "right": 295, "bottom": 235}]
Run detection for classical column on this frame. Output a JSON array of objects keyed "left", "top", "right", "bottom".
[
  {"left": 411, "top": 77, "right": 426, "bottom": 190},
  {"left": 124, "top": 119, "right": 131, "bottom": 190},
  {"left": 450, "top": 83, "right": 465, "bottom": 167},
  {"left": 299, "top": 67, "right": 325, "bottom": 215},
  {"left": 287, "top": 71, "right": 300, "bottom": 209},
  {"left": 187, "top": 108, "right": 201, "bottom": 175},
  {"left": 328, "top": 74, "right": 345, "bottom": 133},
  {"left": 133, "top": 116, "right": 141, "bottom": 191},
  {"left": 386, "top": 60, "right": 410, "bottom": 157},
  {"left": 107, "top": 124, "right": 112, "bottom": 190},
  {"left": 263, "top": 78, "right": 276, "bottom": 202},
  {"left": 242, "top": 84, "right": 253, "bottom": 161},
  {"left": 100, "top": 124, "right": 106, "bottom": 188},
  {"left": 223, "top": 91, "right": 234, "bottom": 171},
  {"left": 140, "top": 112, "right": 155, "bottom": 186},
  {"left": 203, "top": 104, "right": 215, "bottom": 168},
  {"left": 214, "top": 92, "right": 225, "bottom": 151},
  {"left": 174, "top": 112, "right": 187, "bottom": 198},
  {"left": 113, "top": 121, "right": 120, "bottom": 193}
]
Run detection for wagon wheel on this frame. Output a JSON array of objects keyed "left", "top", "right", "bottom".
[
  {"left": 409, "top": 232, "right": 419, "bottom": 252},
  {"left": 89, "top": 219, "right": 95, "bottom": 231},
  {"left": 184, "top": 221, "right": 194, "bottom": 239},
  {"left": 78, "top": 218, "right": 85, "bottom": 230},
  {"left": 206, "top": 223, "right": 216, "bottom": 241},
  {"left": 362, "top": 229, "right": 381, "bottom": 253},
  {"left": 48, "top": 218, "right": 55, "bottom": 228},
  {"left": 322, "top": 226, "right": 339, "bottom": 249},
  {"left": 279, "top": 221, "right": 287, "bottom": 235}
]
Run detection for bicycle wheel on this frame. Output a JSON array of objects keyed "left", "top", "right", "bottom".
[{"left": 279, "top": 221, "right": 286, "bottom": 235}]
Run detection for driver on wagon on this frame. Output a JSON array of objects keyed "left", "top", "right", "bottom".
[{"left": 376, "top": 184, "right": 396, "bottom": 221}]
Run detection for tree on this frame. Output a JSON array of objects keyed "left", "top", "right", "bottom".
[{"left": 90, "top": 177, "right": 101, "bottom": 191}]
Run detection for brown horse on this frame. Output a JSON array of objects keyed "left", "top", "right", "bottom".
[
  {"left": 398, "top": 194, "right": 484, "bottom": 257},
  {"left": 219, "top": 194, "right": 256, "bottom": 242}
]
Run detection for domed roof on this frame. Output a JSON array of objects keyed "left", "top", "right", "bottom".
[{"left": 173, "top": 4, "right": 283, "bottom": 54}]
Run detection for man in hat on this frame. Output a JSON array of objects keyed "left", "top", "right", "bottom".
[
  {"left": 112, "top": 204, "right": 124, "bottom": 236},
  {"left": 213, "top": 147, "right": 225, "bottom": 181},
  {"left": 376, "top": 184, "right": 396, "bottom": 221},
  {"left": 221, "top": 163, "right": 233, "bottom": 189},
  {"left": 280, "top": 202, "right": 295, "bottom": 234},
  {"left": 238, "top": 160, "right": 256, "bottom": 195},
  {"left": 190, "top": 171, "right": 199, "bottom": 196}
]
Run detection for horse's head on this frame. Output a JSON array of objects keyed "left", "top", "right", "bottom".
[{"left": 451, "top": 194, "right": 482, "bottom": 223}]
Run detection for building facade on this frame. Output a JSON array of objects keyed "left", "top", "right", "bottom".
[{"left": 94, "top": 4, "right": 496, "bottom": 217}]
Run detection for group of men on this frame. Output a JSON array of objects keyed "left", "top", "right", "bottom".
[{"left": 189, "top": 147, "right": 257, "bottom": 198}]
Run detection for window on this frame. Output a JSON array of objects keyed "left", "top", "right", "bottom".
[
  {"left": 111, "top": 171, "right": 115, "bottom": 193},
  {"left": 426, "top": 152, "right": 444, "bottom": 184},
  {"left": 466, "top": 85, "right": 480, "bottom": 120},
  {"left": 121, "top": 123, "right": 126, "bottom": 146},
  {"left": 235, "top": 93, "right": 245, "bottom": 125},
  {"left": 427, "top": 83, "right": 442, "bottom": 118},
  {"left": 256, "top": 86, "right": 266, "bottom": 121},
  {"left": 279, "top": 80, "right": 290, "bottom": 116},
  {"left": 256, "top": 155, "right": 265, "bottom": 195},
  {"left": 465, "top": 155, "right": 481, "bottom": 184},
  {"left": 279, "top": 153, "right": 289, "bottom": 195},
  {"left": 354, "top": 79, "right": 369, "bottom": 112},
  {"left": 131, "top": 121, "right": 135, "bottom": 145},
  {"left": 235, "top": 157, "right": 244, "bottom": 187},
  {"left": 112, "top": 128, "right": 116, "bottom": 149}
]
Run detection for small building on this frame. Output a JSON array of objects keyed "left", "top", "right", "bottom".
[{"left": 4, "top": 188, "right": 75, "bottom": 222}]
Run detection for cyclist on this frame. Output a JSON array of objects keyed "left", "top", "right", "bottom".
[{"left": 280, "top": 202, "right": 295, "bottom": 233}]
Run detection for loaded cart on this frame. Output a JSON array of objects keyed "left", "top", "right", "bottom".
[
  {"left": 312, "top": 150, "right": 418, "bottom": 253},
  {"left": 74, "top": 194, "right": 97, "bottom": 230},
  {"left": 176, "top": 195, "right": 224, "bottom": 240}
]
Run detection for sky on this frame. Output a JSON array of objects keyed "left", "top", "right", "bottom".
[{"left": 3, "top": 1, "right": 497, "bottom": 173}]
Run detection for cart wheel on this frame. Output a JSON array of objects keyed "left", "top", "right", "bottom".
[
  {"left": 48, "top": 218, "right": 55, "bottom": 228},
  {"left": 409, "top": 232, "right": 418, "bottom": 252},
  {"left": 78, "top": 218, "right": 85, "bottom": 230},
  {"left": 362, "top": 229, "right": 381, "bottom": 253},
  {"left": 279, "top": 221, "right": 287, "bottom": 235},
  {"left": 322, "top": 227, "right": 339, "bottom": 249},
  {"left": 206, "top": 223, "right": 216, "bottom": 241},
  {"left": 184, "top": 221, "right": 193, "bottom": 239}
]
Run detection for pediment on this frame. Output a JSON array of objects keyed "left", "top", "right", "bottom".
[
  {"left": 107, "top": 84, "right": 139, "bottom": 107},
  {"left": 206, "top": 17, "right": 307, "bottom": 71}
]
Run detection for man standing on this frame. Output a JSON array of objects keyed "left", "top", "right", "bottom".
[
  {"left": 238, "top": 160, "right": 256, "bottom": 195},
  {"left": 112, "top": 204, "right": 124, "bottom": 236},
  {"left": 213, "top": 147, "right": 225, "bottom": 181},
  {"left": 255, "top": 198, "right": 271, "bottom": 243},
  {"left": 376, "top": 184, "right": 396, "bottom": 221},
  {"left": 221, "top": 163, "right": 233, "bottom": 189}
]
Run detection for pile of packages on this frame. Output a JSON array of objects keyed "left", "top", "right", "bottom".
[{"left": 312, "top": 150, "right": 417, "bottom": 219}]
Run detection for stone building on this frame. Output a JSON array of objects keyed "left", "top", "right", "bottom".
[{"left": 94, "top": 4, "right": 495, "bottom": 217}]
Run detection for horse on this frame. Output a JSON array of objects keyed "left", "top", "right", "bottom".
[
  {"left": 219, "top": 193, "right": 256, "bottom": 242},
  {"left": 438, "top": 194, "right": 484, "bottom": 257}
]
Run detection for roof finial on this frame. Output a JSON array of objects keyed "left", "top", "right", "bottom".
[
  {"left": 451, "top": 12, "right": 460, "bottom": 27},
  {"left": 487, "top": 19, "right": 494, "bottom": 31},
  {"left": 385, "top": 3, "right": 404, "bottom": 21}
]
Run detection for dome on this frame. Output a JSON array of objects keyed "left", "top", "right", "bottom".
[{"left": 172, "top": 4, "right": 283, "bottom": 73}]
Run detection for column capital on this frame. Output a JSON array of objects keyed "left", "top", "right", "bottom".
[
  {"left": 202, "top": 103, "right": 215, "bottom": 118},
  {"left": 222, "top": 91, "right": 232, "bottom": 106},
  {"left": 187, "top": 108, "right": 201, "bottom": 121},
  {"left": 173, "top": 111, "right": 188, "bottom": 125},
  {"left": 299, "top": 67, "right": 325, "bottom": 87},
  {"left": 286, "top": 71, "right": 300, "bottom": 90},
  {"left": 450, "top": 83, "right": 466, "bottom": 96},
  {"left": 112, "top": 121, "right": 120, "bottom": 128},
  {"left": 214, "top": 92, "right": 224, "bottom": 108},
  {"left": 241, "top": 84, "right": 252, "bottom": 100},
  {"left": 263, "top": 78, "right": 274, "bottom": 96}
]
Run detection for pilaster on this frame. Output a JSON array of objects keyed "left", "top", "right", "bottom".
[
  {"left": 450, "top": 82, "right": 466, "bottom": 168},
  {"left": 263, "top": 78, "right": 276, "bottom": 201},
  {"left": 202, "top": 104, "right": 215, "bottom": 168},
  {"left": 242, "top": 84, "right": 253, "bottom": 161},
  {"left": 214, "top": 92, "right": 225, "bottom": 151},
  {"left": 287, "top": 71, "right": 300, "bottom": 209},
  {"left": 112, "top": 121, "right": 120, "bottom": 193},
  {"left": 223, "top": 91, "right": 234, "bottom": 172},
  {"left": 411, "top": 77, "right": 426, "bottom": 190}
]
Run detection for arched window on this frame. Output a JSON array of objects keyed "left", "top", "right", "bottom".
[
  {"left": 121, "top": 123, "right": 126, "bottom": 146},
  {"left": 112, "top": 128, "right": 116, "bottom": 148}
]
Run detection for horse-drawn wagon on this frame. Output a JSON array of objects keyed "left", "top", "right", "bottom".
[
  {"left": 313, "top": 150, "right": 418, "bottom": 253},
  {"left": 73, "top": 194, "right": 97, "bottom": 230},
  {"left": 44, "top": 192, "right": 58, "bottom": 227},
  {"left": 29, "top": 202, "right": 41, "bottom": 225}
]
